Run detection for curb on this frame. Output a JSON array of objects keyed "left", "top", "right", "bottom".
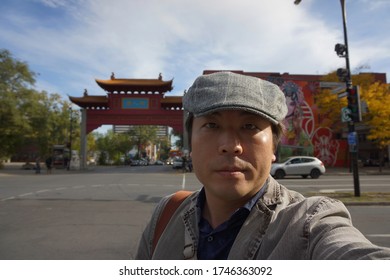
[{"left": 342, "top": 201, "right": 390, "bottom": 206}]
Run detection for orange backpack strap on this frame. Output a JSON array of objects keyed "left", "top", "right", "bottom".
[{"left": 152, "top": 190, "right": 193, "bottom": 254}]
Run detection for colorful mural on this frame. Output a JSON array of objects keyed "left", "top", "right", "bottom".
[
  {"left": 203, "top": 70, "right": 387, "bottom": 167},
  {"left": 267, "top": 77, "right": 345, "bottom": 167}
]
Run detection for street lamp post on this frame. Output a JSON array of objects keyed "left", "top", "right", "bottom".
[
  {"left": 295, "top": 0, "right": 360, "bottom": 196},
  {"left": 68, "top": 107, "right": 73, "bottom": 171},
  {"left": 339, "top": 0, "right": 360, "bottom": 197}
]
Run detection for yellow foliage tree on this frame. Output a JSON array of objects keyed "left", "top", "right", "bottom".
[
  {"left": 316, "top": 72, "right": 377, "bottom": 129},
  {"left": 315, "top": 72, "right": 347, "bottom": 131},
  {"left": 362, "top": 82, "right": 390, "bottom": 148},
  {"left": 316, "top": 72, "right": 389, "bottom": 170}
]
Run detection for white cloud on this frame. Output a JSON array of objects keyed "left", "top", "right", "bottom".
[{"left": 1, "top": 0, "right": 389, "bottom": 99}]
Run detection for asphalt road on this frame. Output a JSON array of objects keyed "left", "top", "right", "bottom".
[{"left": 1, "top": 164, "right": 390, "bottom": 259}]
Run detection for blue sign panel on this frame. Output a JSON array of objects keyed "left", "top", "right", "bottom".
[
  {"left": 347, "top": 132, "right": 357, "bottom": 145},
  {"left": 122, "top": 98, "right": 149, "bottom": 109}
]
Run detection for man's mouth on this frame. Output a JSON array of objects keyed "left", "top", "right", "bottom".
[{"left": 216, "top": 166, "right": 247, "bottom": 176}]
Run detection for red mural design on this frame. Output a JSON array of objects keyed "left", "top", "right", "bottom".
[{"left": 272, "top": 79, "right": 345, "bottom": 167}]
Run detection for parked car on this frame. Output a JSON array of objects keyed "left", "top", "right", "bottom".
[
  {"left": 270, "top": 156, "right": 326, "bottom": 179},
  {"left": 130, "top": 159, "right": 148, "bottom": 166},
  {"left": 362, "top": 158, "right": 381, "bottom": 167},
  {"left": 21, "top": 162, "right": 35, "bottom": 170},
  {"left": 172, "top": 157, "right": 183, "bottom": 169}
]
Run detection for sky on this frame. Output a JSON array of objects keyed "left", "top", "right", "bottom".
[{"left": 1, "top": 0, "right": 389, "bottom": 104}]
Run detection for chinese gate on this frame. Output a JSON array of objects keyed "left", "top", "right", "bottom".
[{"left": 69, "top": 73, "right": 183, "bottom": 168}]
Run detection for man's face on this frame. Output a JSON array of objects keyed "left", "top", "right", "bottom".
[{"left": 191, "top": 110, "right": 276, "bottom": 203}]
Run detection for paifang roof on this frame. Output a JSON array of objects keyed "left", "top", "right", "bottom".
[
  {"left": 95, "top": 78, "right": 173, "bottom": 93},
  {"left": 69, "top": 95, "right": 108, "bottom": 108},
  {"left": 161, "top": 96, "right": 183, "bottom": 106}
]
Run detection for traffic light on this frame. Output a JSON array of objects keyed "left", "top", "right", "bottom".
[
  {"left": 335, "top": 43, "right": 347, "bottom": 57},
  {"left": 347, "top": 85, "right": 362, "bottom": 122},
  {"left": 336, "top": 68, "right": 349, "bottom": 82}
]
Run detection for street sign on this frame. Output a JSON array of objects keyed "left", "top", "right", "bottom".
[
  {"left": 341, "top": 107, "right": 352, "bottom": 122},
  {"left": 338, "top": 91, "right": 348, "bottom": 98},
  {"left": 348, "top": 132, "right": 357, "bottom": 145},
  {"left": 319, "top": 82, "right": 345, "bottom": 88},
  {"left": 331, "top": 86, "right": 347, "bottom": 95},
  {"left": 319, "top": 82, "right": 347, "bottom": 96}
]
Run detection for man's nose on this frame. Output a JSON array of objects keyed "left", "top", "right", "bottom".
[{"left": 218, "top": 130, "right": 243, "bottom": 155}]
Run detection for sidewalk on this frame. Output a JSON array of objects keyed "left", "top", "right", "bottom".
[
  {"left": 325, "top": 166, "right": 390, "bottom": 176},
  {"left": 2, "top": 162, "right": 390, "bottom": 176},
  {"left": 0, "top": 162, "right": 93, "bottom": 176}
]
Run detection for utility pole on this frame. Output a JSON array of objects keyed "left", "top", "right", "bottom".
[
  {"left": 338, "top": 0, "right": 360, "bottom": 196},
  {"left": 68, "top": 107, "right": 73, "bottom": 171},
  {"left": 295, "top": 0, "right": 360, "bottom": 196}
]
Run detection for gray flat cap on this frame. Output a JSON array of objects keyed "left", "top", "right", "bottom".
[{"left": 183, "top": 71, "right": 288, "bottom": 124}]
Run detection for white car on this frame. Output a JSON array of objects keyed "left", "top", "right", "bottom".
[
  {"left": 172, "top": 157, "right": 183, "bottom": 169},
  {"left": 270, "top": 156, "right": 326, "bottom": 179}
]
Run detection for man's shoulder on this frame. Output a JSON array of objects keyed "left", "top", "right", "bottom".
[
  {"left": 263, "top": 177, "right": 347, "bottom": 213},
  {"left": 262, "top": 176, "right": 305, "bottom": 206}
]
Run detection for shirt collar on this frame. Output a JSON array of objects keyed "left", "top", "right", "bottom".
[{"left": 196, "top": 181, "right": 268, "bottom": 214}]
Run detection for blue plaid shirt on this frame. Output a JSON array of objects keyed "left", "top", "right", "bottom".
[{"left": 196, "top": 186, "right": 266, "bottom": 260}]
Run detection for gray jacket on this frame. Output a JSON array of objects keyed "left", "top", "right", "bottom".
[{"left": 136, "top": 176, "right": 390, "bottom": 259}]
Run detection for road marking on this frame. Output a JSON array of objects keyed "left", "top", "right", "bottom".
[
  {"left": 290, "top": 184, "right": 389, "bottom": 188},
  {"left": 281, "top": 177, "right": 389, "bottom": 182},
  {"left": 36, "top": 189, "right": 49, "bottom": 193},
  {"left": 182, "top": 173, "right": 186, "bottom": 189},
  {"left": 72, "top": 185, "right": 84, "bottom": 189},
  {"left": 1, "top": 196, "right": 15, "bottom": 201},
  {"left": 366, "top": 234, "right": 390, "bottom": 238},
  {"left": 19, "top": 193, "right": 33, "bottom": 197},
  {"left": 319, "top": 189, "right": 353, "bottom": 193}
]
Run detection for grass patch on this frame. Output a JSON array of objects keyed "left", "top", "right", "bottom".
[{"left": 306, "top": 192, "right": 390, "bottom": 203}]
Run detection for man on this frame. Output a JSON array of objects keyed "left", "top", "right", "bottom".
[
  {"left": 136, "top": 71, "right": 390, "bottom": 260},
  {"left": 45, "top": 155, "right": 53, "bottom": 174}
]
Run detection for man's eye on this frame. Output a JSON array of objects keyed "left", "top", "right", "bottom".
[
  {"left": 243, "top": 124, "right": 257, "bottom": 130},
  {"left": 205, "top": 122, "right": 218, "bottom": 128}
]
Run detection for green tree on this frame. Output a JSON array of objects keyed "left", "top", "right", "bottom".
[
  {"left": 95, "top": 130, "right": 135, "bottom": 164},
  {"left": 0, "top": 49, "right": 79, "bottom": 161},
  {"left": 0, "top": 49, "right": 36, "bottom": 159},
  {"left": 113, "top": 132, "right": 134, "bottom": 164},
  {"left": 156, "top": 136, "right": 171, "bottom": 161},
  {"left": 129, "top": 126, "right": 158, "bottom": 159}
]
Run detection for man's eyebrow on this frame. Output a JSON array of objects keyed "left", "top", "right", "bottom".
[
  {"left": 203, "top": 111, "right": 259, "bottom": 118},
  {"left": 202, "top": 112, "right": 221, "bottom": 118},
  {"left": 239, "top": 111, "right": 258, "bottom": 117}
]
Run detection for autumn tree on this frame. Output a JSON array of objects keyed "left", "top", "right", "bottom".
[
  {"left": 362, "top": 82, "right": 390, "bottom": 171},
  {"left": 315, "top": 72, "right": 377, "bottom": 130},
  {"left": 316, "top": 71, "right": 389, "bottom": 170},
  {"left": 315, "top": 72, "right": 347, "bottom": 131}
]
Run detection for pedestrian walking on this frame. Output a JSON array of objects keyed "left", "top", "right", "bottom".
[
  {"left": 35, "top": 157, "right": 41, "bottom": 174},
  {"left": 45, "top": 156, "right": 53, "bottom": 174}
]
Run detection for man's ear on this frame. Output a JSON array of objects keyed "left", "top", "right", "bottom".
[{"left": 272, "top": 154, "right": 276, "bottom": 162}]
